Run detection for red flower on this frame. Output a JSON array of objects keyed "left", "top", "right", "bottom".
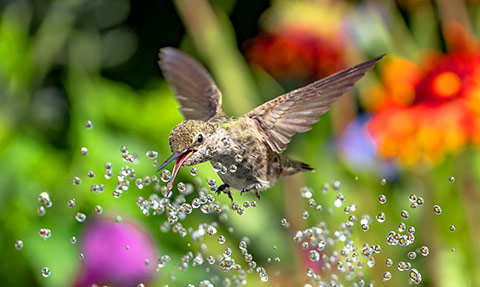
[{"left": 366, "top": 52, "right": 480, "bottom": 165}]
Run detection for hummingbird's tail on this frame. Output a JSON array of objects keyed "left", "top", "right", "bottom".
[{"left": 279, "top": 155, "right": 315, "bottom": 177}]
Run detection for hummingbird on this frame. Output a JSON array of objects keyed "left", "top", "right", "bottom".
[{"left": 157, "top": 47, "right": 383, "bottom": 200}]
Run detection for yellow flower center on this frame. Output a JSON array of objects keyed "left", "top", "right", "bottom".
[{"left": 432, "top": 71, "right": 461, "bottom": 98}]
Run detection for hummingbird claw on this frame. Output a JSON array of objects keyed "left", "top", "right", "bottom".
[
  {"left": 241, "top": 183, "right": 261, "bottom": 199},
  {"left": 215, "top": 184, "right": 232, "bottom": 201}
]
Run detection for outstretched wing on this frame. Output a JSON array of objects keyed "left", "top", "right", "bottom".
[
  {"left": 246, "top": 55, "right": 385, "bottom": 153},
  {"left": 159, "top": 47, "right": 223, "bottom": 121}
]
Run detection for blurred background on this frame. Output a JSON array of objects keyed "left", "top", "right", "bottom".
[{"left": 1, "top": 0, "right": 479, "bottom": 286}]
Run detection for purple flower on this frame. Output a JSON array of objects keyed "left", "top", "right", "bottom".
[{"left": 75, "top": 217, "right": 158, "bottom": 287}]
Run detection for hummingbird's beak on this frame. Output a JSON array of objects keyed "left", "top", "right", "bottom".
[{"left": 157, "top": 149, "right": 193, "bottom": 191}]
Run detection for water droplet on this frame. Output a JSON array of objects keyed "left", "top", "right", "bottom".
[
  {"left": 229, "top": 165, "right": 237, "bottom": 173},
  {"left": 120, "top": 145, "right": 128, "bottom": 154},
  {"left": 67, "top": 199, "right": 76, "bottom": 208},
  {"left": 382, "top": 271, "right": 392, "bottom": 282},
  {"left": 416, "top": 197, "right": 424, "bottom": 206},
  {"left": 376, "top": 212, "right": 386, "bottom": 223},
  {"left": 309, "top": 250, "right": 320, "bottom": 262},
  {"left": 378, "top": 194, "right": 387, "bottom": 204},
  {"left": 386, "top": 258, "right": 393, "bottom": 267},
  {"left": 223, "top": 248, "right": 232, "bottom": 257},
  {"left": 419, "top": 246, "right": 429, "bottom": 256},
  {"left": 361, "top": 224, "right": 369, "bottom": 231},
  {"left": 146, "top": 150, "right": 158, "bottom": 159},
  {"left": 79, "top": 253, "right": 85, "bottom": 260},
  {"left": 302, "top": 211, "right": 309, "bottom": 219},
  {"left": 87, "top": 170, "right": 95, "bottom": 178},
  {"left": 177, "top": 182, "right": 186, "bottom": 192},
  {"left": 75, "top": 212, "right": 87, "bottom": 223},
  {"left": 409, "top": 268, "right": 422, "bottom": 284},
  {"left": 332, "top": 181, "right": 341, "bottom": 190},
  {"left": 408, "top": 251, "right": 417, "bottom": 259},
  {"left": 367, "top": 257, "right": 375, "bottom": 267},
  {"left": 70, "top": 236, "right": 77, "bottom": 244},
  {"left": 95, "top": 205, "right": 103, "bottom": 215},
  {"left": 380, "top": 178, "right": 387, "bottom": 185},
  {"left": 401, "top": 210, "right": 409, "bottom": 219},
  {"left": 280, "top": 218, "right": 288, "bottom": 226},
  {"left": 80, "top": 147, "right": 88, "bottom": 156},
  {"left": 41, "top": 267, "right": 50, "bottom": 278},
  {"left": 161, "top": 170, "right": 171, "bottom": 182},
  {"left": 105, "top": 162, "right": 112, "bottom": 169},
  {"left": 84, "top": 120, "right": 93, "bottom": 129},
  {"left": 217, "top": 235, "right": 226, "bottom": 244},
  {"left": 449, "top": 176, "right": 455, "bottom": 183},
  {"left": 72, "top": 177, "right": 81, "bottom": 185},
  {"left": 15, "top": 240, "right": 23, "bottom": 250},
  {"left": 37, "top": 206, "right": 46, "bottom": 216},
  {"left": 234, "top": 154, "right": 243, "bottom": 163},
  {"left": 408, "top": 194, "right": 417, "bottom": 202},
  {"left": 449, "top": 225, "right": 455, "bottom": 231},
  {"left": 190, "top": 168, "right": 198, "bottom": 176},
  {"left": 433, "top": 205, "right": 442, "bottom": 215},
  {"left": 39, "top": 228, "right": 51, "bottom": 239}
]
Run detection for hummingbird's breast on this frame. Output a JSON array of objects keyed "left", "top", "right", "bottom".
[{"left": 207, "top": 117, "right": 280, "bottom": 191}]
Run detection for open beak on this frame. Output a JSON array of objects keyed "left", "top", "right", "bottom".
[{"left": 157, "top": 149, "right": 193, "bottom": 191}]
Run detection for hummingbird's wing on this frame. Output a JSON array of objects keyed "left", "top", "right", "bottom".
[
  {"left": 159, "top": 47, "right": 223, "bottom": 121},
  {"left": 246, "top": 55, "right": 384, "bottom": 153}
]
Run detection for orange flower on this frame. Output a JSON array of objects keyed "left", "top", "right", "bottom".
[{"left": 367, "top": 52, "right": 480, "bottom": 165}]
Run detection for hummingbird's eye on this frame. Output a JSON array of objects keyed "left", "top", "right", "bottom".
[{"left": 197, "top": 134, "right": 203, "bottom": 143}]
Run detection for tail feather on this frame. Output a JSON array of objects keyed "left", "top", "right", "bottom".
[
  {"left": 298, "top": 162, "right": 315, "bottom": 171},
  {"left": 280, "top": 154, "right": 315, "bottom": 177}
]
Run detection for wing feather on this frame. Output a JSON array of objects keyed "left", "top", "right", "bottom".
[
  {"left": 246, "top": 55, "right": 385, "bottom": 153},
  {"left": 159, "top": 47, "right": 223, "bottom": 121}
]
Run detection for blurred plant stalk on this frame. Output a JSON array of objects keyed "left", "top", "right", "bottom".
[{"left": 173, "top": 0, "right": 258, "bottom": 116}]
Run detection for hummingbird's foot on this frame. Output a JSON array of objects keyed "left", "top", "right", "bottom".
[
  {"left": 241, "top": 183, "right": 261, "bottom": 200},
  {"left": 216, "top": 184, "right": 233, "bottom": 201}
]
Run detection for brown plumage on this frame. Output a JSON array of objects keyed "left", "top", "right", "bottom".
[{"left": 157, "top": 47, "right": 384, "bottom": 199}]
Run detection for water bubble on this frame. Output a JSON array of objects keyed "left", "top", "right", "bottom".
[
  {"left": 37, "top": 206, "right": 46, "bottom": 216},
  {"left": 302, "top": 211, "right": 309, "bottom": 219},
  {"left": 75, "top": 213, "right": 87, "bottom": 223},
  {"left": 416, "top": 197, "right": 424, "bottom": 206},
  {"left": 378, "top": 195, "right": 387, "bottom": 204},
  {"left": 400, "top": 210, "right": 409, "bottom": 219},
  {"left": 190, "top": 168, "right": 198, "bottom": 176},
  {"left": 450, "top": 225, "right": 455, "bottom": 231},
  {"left": 409, "top": 268, "right": 422, "bottom": 284},
  {"left": 380, "top": 178, "right": 387, "bottom": 185},
  {"left": 79, "top": 253, "right": 85, "bottom": 260},
  {"left": 72, "top": 177, "right": 82, "bottom": 185},
  {"left": 309, "top": 250, "right": 320, "bottom": 262},
  {"left": 113, "top": 190, "right": 122, "bottom": 198},
  {"left": 407, "top": 226, "right": 415, "bottom": 234},
  {"left": 220, "top": 166, "right": 227, "bottom": 175},
  {"left": 229, "top": 165, "right": 237, "bottom": 173},
  {"left": 146, "top": 150, "right": 158, "bottom": 159},
  {"left": 41, "top": 267, "right": 50, "bottom": 278},
  {"left": 419, "top": 246, "right": 429, "bottom": 256},
  {"left": 105, "top": 170, "right": 113, "bottom": 179},
  {"left": 217, "top": 235, "right": 226, "bottom": 244},
  {"left": 95, "top": 205, "right": 103, "bottom": 215},
  {"left": 382, "top": 271, "right": 392, "bottom": 282},
  {"left": 177, "top": 182, "right": 186, "bottom": 192},
  {"left": 386, "top": 258, "right": 393, "bottom": 267},
  {"left": 15, "top": 240, "right": 23, "bottom": 250},
  {"left": 84, "top": 120, "right": 93, "bottom": 129},
  {"left": 361, "top": 224, "right": 369, "bottom": 231},
  {"left": 87, "top": 170, "right": 95, "bottom": 178},
  {"left": 433, "top": 205, "right": 442, "bottom": 215},
  {"left": 332, "top": 181, "right": 341, "bottom": 190},
  {"left": 80, "top": 147, "right": 88, "bottom": 156},
  {"left": 168, "top": 215, "right": 178, "bottom": 225},
  {"left": 449, "top": 176, "right": 455, "bottom": 183},
  {"left": 367, "top": 257, "right": 375, "bottom": 267},
  {"left": 39, "top": 228, "right": 51, "bottom": 239},
  {"left": 234, "top": 154, "right": 243, "bottom": 163},
  {"left": 161, "top": 170, "right": 171, "bottom": 182},
  {"left": 223, "top": 248, "right": 232, "bottom": 257},
  {"left": 67, "top": 199, "right": 76, "bottom": 208},
  {"left": 105, "top": 162, "right": 113, "bottom": 169},
  {"left": 408, "top": 194, "right": 417, "bottom": 202},
  {"left": 408, "top": 251, "right": 417, "bottom": 259},
  {"left": 70, "top": 236, "right": 77, "bottom": 244},
  {"left": 376, "top": 212, "right": 386, "bottom": 223},
  {"left": 120, "top": 145, "right": 128, "bottom": 154},
  {"left": 207, "top": 226, "right": 217, "bottom": 236},
  {"left": 280, "top": 218, "right": 288, "bottom": 226}
]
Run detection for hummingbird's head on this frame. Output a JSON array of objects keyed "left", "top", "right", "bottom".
[{"left": 157, "top": 120, "right": 215, "bottom": 190}]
